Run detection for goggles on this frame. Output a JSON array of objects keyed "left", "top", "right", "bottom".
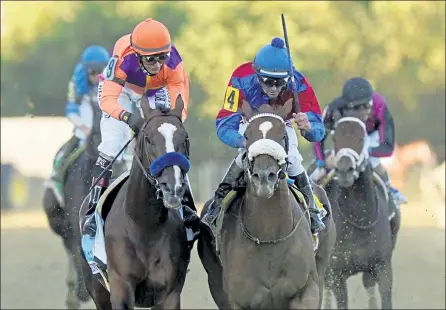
[
  {"left": 258, "top": 76, "right": 289, "bottom": 87},
  {"left": 139, "top": 52, "right": 170, "bottom": 64}
]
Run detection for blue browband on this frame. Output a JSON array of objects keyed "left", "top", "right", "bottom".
[{"left": 149, "top": 152, "right": 191, "bottom": 177}]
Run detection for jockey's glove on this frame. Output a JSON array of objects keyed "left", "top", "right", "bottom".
[{"left": 121, "top": 111, "right": 144, "bottom": 135}]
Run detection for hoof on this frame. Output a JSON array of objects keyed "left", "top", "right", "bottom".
[
  {"left": 77, "top": 287, "right": 91, "bottom": 302},
  {"left": 65, "top": 299, "right": 81, "bottom": 309}
]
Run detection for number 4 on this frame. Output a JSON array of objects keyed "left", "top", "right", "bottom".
[{"left": 223, "top": 86, "right": 239, "bottom": 112}]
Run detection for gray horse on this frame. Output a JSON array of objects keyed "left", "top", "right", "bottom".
[
  {"left": 317, "top": 117, "right": 401, "bottom": 309},
  {"left": 198, "top": 101, "right": 336, "bottom": 309}
]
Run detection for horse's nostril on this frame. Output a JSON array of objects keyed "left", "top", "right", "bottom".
[
  {"left": 268, "top": 172, "right": 277, "bottom": 182},
  {"left": 252, "top": 173, "right": 260, "bottom": 180}
]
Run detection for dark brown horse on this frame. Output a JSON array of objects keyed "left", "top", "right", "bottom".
[
  {"left": 318, "top": 117, "right": 401, "bottom": 309},
  {"left": 79, "top": 96, "right": 194, "bottom": 309},
  {"left": 198, "top": 100, "right": 336, "bottom": 309}
]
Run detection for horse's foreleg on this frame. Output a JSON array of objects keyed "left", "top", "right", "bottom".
[
  {"left": 323, "top": 288, "right": 333, "bottom": 309},
  {"left": 376, "top": 261, "right": 393, "bottom": 310},
  {"left": 290, "top": 275, "right": 320, "bottom": 309},
  {"left": 323, "top": 268, "right": 336, "bottom": 309},
  {"left": 362, "top": 271, "right": 378, "bottom": 309},
  {"left": 65, "top": 252, "right": 81, "bottom": 309},
  {"left": 109, "top": 271, "right": 135, "bottom": 310},
  {"left": 91, "top": 278, "right": 112, "bottom": 310},
  {"left": 152, "top": 290, "right": 181, "bottom": 310},
  {"left": 331, "top": 276, "right": 348, "bottom": 310},
  {"left": 289, "top": 276, "right": 322, "bottom": 309}
]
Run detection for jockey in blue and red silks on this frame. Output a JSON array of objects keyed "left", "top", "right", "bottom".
[{"left": 201, "top": 37, "right": 327, "bottom": 236}]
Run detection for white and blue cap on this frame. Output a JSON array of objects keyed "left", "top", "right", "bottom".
[{"left": 253, "top": 37, "right": 290, "bottom": 79}]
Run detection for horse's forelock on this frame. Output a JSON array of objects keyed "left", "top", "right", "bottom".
[
  {"left": 245, "top": 115, "right": 287, "bottom": 166},
  {"left": 247, "top": 115, "right": 285, "bottom": 143}
]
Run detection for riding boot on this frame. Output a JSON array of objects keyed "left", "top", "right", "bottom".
[
  {"left": 50, "top": 135, "right": 80, "bottom": 204},
  {"left": 290, "top": 171, "right": 326, "bottom": 234},
  {"left": 81, "top": 154, "right": 112, "bottom": 263},
  {"left": 201, "top": 159, "right": 244, "bottom": 235}
]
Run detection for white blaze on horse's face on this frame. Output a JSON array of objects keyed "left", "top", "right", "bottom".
[
  {"left": 157, "top": 123, "right": 182, "bottom": 193},
  {"left": 258, "top": 121, "right": 273, "bottom": 138}
]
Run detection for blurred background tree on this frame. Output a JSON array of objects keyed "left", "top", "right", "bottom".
[{"left": 1, "top": 0, "right": 444, "bottom": 163}]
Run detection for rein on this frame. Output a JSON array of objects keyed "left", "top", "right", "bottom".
[{"left": 235, "top": 196, "right": 309, "bottom": 244}]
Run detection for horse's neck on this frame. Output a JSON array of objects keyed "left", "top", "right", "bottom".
[
  {"left": 124, "top": 157, "right": 166, "bottom": 225},
  {"left": 242, "top": 181, "right": 294, "bottom": 241},
  {"left": 338, "top": 166, "right": 377, "bottom": 218}
]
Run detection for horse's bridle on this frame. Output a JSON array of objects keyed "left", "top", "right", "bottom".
[
  {"left": 132, "top": 113, "right": 190, "bottom": 200},
  {"left": 332, "top": 117, "right": 369, "bottom": 179},
  {"left": 235, "top": 113, "right": 308, "bottom": 245},
  {"left": 331, "top": 117, "right": 382, "bottom": 230},
  {"left": 243, "top": 113, "right": 290, "bottom": 190}
]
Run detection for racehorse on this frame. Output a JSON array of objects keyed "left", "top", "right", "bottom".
[
  {"left": 79, "top": 96, "right": 194, "bottom": 309},
  {"left": 198, "top": 101, "right": 336, "bottom": 309},
  {"left": 42, "top": 92, "right": 129, "bottom": 309},
  {"left": 42, "top": 95, "right": 102, "bottom": 308},
  {"left": 317, "top": 117, "right": 401, "bottom": 309}
]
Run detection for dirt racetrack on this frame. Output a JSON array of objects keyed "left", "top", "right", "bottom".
[{"left": 1, "top": 201, "right": 445, "bottom": 309}]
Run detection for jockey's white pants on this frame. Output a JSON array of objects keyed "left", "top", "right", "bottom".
[
  {"left": 97, "top": 88, "right": 141, "bottom": 161},
  {"left": 366, "top": 131, "right": 381, "bottom": 169},
  {"left": 67, "top": 96, "right": 94, "bottom": 142},
  {"left": 235, "top": 121, "right": 304, "bottom": 176}
]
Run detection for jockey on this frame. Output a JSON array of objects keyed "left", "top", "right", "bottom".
[
  {"left": 48, "top": 45, "right": 110, "bottom": 205},
  {"left": 81, "top": 18, "right": 198, "bottom": 259},
  {"left": 201, "top": 37, "right": 326, "bottom": 235},
  {"left": 311, "top": 77, "right": 408, "bottom": 205}
]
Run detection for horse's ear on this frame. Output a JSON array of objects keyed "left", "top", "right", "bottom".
[
  {"left": 241, "top": 100, "right": 254, "bottom": 120},
  {"left": 140, "top": 96, "right": 152, "bottom": 119},
  {"left": 258, "top": 104, "right": 274, "bottom": 114},
  {"left": 172, "top": 95, "right": 184, "bottom": 119},
  {"left": 276, "top": 97, "right": 293, "bottom": 119}
]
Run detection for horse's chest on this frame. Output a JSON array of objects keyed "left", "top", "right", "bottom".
[
  {"left": 222, "top": 243, "right": 309, "bottom": 306},
  {"left": 133, "top": 237, "right": 180, "bottom": 290}
]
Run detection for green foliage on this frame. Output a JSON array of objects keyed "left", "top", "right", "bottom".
[{"left": 1, "top": 1, "right": 444, "bottom": 162}]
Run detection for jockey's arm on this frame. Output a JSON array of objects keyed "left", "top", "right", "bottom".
[
  {"left": 147, "top": 62, "right": 190, "bottom": 121},
  {"left": 98, "top": 57, "right": 129, "bottom": 121},
  {"left": 65, "top": 64, "right": 89, "bottom": 127},
  {"left": 215, "top": 82, "right": 245, "bottom": 149},
  {"left": 216, "top": 112, "right": 245, "bottom": 149},
  {"left": 370, "top": 102, "right": 395, "bottom": 157},
  {"left": 296, "top": 75, "right": 325, "bottom": 143}
]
